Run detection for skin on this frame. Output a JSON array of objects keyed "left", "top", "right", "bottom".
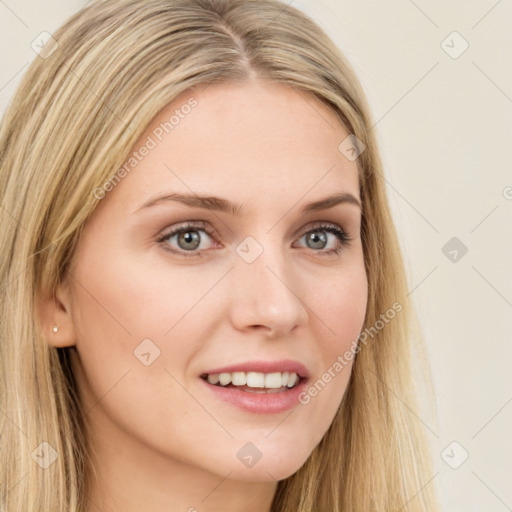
[{"left": 41, "top": 79, "right": 368, "bottom": 512}]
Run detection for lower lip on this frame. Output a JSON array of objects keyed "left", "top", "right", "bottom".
[{"left": 200, "top": 377, "right": 308, "bottom": 414}]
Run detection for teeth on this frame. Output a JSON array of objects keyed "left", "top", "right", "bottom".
[
  {"left": 218, "top": 373, "right": 231, "bottom": 386},
  {"left": 287, "top": 372, "right": 298, "bottom": 387},
  {"left": 246, "top": 371, "right": 264, "bottom": 388},
  {"left": 207, "top": 374, "right": 219, "bottom": 385},
  {"left": 232, "top": 372, "right": 247, "bottom": 385},
  {"left": 205, "top": 371, "right": 301, "bottom": 389}
]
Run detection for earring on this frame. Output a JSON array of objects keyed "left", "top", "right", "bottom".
[{"left": 52, "top": 325, "right": 59, "bottom": 333}]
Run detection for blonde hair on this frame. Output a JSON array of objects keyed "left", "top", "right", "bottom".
[{"left": 0, "top": 0, "right": 439, "bottom": 510}]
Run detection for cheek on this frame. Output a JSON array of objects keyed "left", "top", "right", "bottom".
[
  {"left": 300, "top": 262, "right": 367, "bottom": 420},
  {"left": 68, "top": 251, "right": 194, "bottom": 412},
  {"left": 71, "top": 244, "right": 214, "bottom": 344},
  {"left": 311, "top": 262, "right": 368, "bottom": 348},
  {"left": 68, "top": 261, "right": 206, "bottom": 457},
  {"left": 69, "top": 247, "right": 228, "bottom": 418}
]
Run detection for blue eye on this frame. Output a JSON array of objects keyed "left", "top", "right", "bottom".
[
  {"left": 157, "top": 221, "right": 215, "bottom": 257},
  {"left": 157, "top": 221, "right": 352, "bottom": 257},
  {"left": 296, "top": 224, "right": 352, "bottom": 255}
]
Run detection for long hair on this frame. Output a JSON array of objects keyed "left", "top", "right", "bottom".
[{"left": 0, "top": 0, "right": 439, "bottom": 510}]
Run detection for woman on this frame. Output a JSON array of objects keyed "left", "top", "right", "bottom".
[{"left": 0, "top": 0, "right": 439, "bottom": 510}]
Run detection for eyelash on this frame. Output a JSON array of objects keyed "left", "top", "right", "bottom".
[{"left": 156, "top": 221, "right": 353, "bottom": 258}]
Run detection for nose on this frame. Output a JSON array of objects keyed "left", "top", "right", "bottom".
[{"left": 228, "top": 242, "right": 309, "bottom": 338}]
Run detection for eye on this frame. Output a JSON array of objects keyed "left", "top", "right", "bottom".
[
  {"left": 157, "top": 221, "right": 217, "bottom": 257},
  {"left": 157, "top": 221, "right": 352, "bottom": 257},
  {"left": 294, "top": 223, "right": 352, "bottom": 256}
]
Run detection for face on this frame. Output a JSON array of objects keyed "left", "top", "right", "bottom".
[{"left": 61, "top": 80, "right": 368, "bottom": 482}]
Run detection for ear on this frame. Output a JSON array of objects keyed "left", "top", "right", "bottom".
[{"left": 35, "top": 277, "right": 76, "bottom": 348}]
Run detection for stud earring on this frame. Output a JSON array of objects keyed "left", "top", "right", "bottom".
[{"left": 52, "top": 325, "right": 59, "bottom": 333}]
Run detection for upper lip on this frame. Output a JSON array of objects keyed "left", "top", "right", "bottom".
[{"left": 202, "top": 359, "right": 310, "bottom": 379}]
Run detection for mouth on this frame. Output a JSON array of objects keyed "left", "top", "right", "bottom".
[
  {"left": 200, "top": 371, "right": 303, "bottom": 393},
  {"left": 198, "top": 360, "right": 310, "bottom": 413}
]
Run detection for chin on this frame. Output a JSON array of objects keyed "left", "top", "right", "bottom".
[
  {"left": 226, "top": 460, "right": 306, "bottom": 483},
  {"left": 223, "top": 442, "right": 313, "bottom": 483}
]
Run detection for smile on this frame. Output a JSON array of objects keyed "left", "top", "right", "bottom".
[{"left": 201, "top": 371, "right": 301, "bottom": 392}]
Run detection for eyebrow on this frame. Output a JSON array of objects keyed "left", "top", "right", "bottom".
[{"left": 133, "top": 191, "right": 362, "bottom": 215}]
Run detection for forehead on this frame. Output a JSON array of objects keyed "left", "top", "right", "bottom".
[{"left": 100, "top": 81, "right": 360, "bottom": 215}]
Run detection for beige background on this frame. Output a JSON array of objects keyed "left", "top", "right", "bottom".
[{"left": 1, "top": 1, "right": 511, "bottom": 510}]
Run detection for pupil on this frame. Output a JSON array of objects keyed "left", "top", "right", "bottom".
[
  {"left": 179, "top": 230, "right": 200, "bottom": 250},
  {"left": 308, "top": 231, "right": 326, "bottom": 249}
]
